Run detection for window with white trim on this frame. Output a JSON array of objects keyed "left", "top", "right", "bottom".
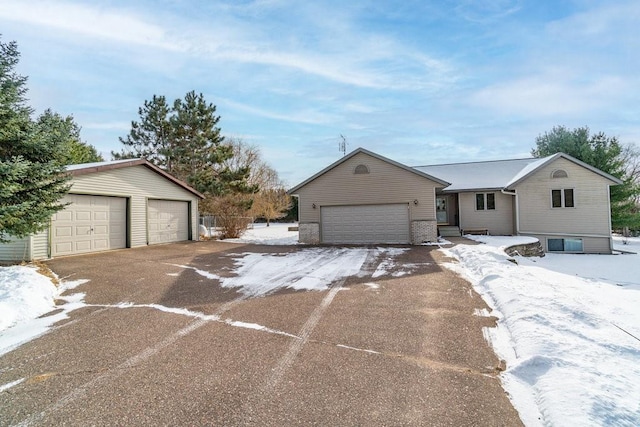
[
  {"left": 551, "top": 189, "right": 574, "bottom": 208},
  {"left": 475, "top": 193, "right": 495, "bottom": 210},
  {"left": 548, "top": 238, "right": 583, "bottom": 252},
  {"left": 551, "top": 169, "right": 568, "bottom": 179}
]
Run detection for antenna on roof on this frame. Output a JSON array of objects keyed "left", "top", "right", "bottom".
[{"left": 339, "top": 134, "right": 347, "bottom": 156}]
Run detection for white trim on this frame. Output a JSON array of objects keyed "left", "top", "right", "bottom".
[{"left": 607, "top": 185, "right": 613, "bottom": 252}]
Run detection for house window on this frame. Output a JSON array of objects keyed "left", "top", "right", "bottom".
[
  {"left": 551, "top": 169, "right": 568, "bottom": 179},
  {"left": 354, "top": 164, "right": 369, "bottom": 174},
  {"left": 548, "top": 238, "right": 583, "bottom": 252},
  {"left": 551, "top": 189, "right": 574, "bottom": 208},
  {"left": 476, "top": 193, "right": 495, "bottom": 210}
]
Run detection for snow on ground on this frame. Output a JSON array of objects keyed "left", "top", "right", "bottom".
[
  {"left": 441, "top": 235, "right": 640, "bottom": 427},
  {"left": 221, "top": 222, "right": 299, "bottom": 245},
  {"left": 0, "top": 266, "right": 87, "bottom": 357}
]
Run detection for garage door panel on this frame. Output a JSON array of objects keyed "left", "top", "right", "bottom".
[
  {"left": 148, "top": 200, "right": 189, "bottom": 244},
  {"left": 52, "top": 195, "right": 127, "bottom": 256},
  {"left": 321, "top": 204, "right": 410, "bottom": 244}
]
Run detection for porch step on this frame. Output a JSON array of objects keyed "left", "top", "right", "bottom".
[{"left": 438, "top": 226, "right": 461, "bottom": 237}]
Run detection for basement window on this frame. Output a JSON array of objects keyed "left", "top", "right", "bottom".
[{"left": 548, "top": 238, "right": 583, "bottom": 252}]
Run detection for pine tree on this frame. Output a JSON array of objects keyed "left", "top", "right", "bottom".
[
  {"left": 112, "top": 95, "right": 174, "bottom": 171},
  {"left": 0, "top": 38, "right": 70, "bottom": 243},
  {"left": 36, "top": 109, "right": 103, "bottom": 165}
]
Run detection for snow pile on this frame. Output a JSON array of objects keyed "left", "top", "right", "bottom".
[
  {"left": 0, "top": 265, "right": 87, "bottom": 356},
  {"left": 441, "top": 236, "right": 640, "bottom": 426},
  {"left": 224, "top": 222, "right": 299, "bottom": 245},
  {"left": 0, "top": 266, "right": 59, "bottom": 332}
]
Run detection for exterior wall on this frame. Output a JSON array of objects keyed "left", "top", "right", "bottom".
[
  {"left": 31, "top": 230, "right": 49, "bottom": 260},
  {"left": 522, "top": 234, "right": 612, "bottom": 254},
  {"left": 295, "top": 152, "right": 440, "bottom": 240},
  {"left": 411, "top": 220, "right": 438, "bottom": 243},
  {"left": 68, "top": 165, "right": 199, "bottom": 248},
  {"left": 0, "top": 230, "right": 49, "bottom": 262},
  {"left": 299, "top": 223, "right": 320, "bottom": 244},
  {"left": 458, "top": 191, "right": 514, "bottom": 235},
  {"left": 0, "top": 237, "right": 30, "bottom": 262},
  {"left": 515, "top": 157, "right": 613, "bottom": 237}
]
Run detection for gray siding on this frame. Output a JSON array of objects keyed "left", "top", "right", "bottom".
[
  {"left": 459, "top": 191, "right": 514, "bottom": 235},
  {"left": 294, "top": 152, "right": 441, "bottom": 224},
  {"left": 0, "top": 230, "right": 49, "bottom": 262},
  {"left": 515, "top": 157, "right": 613, "bottom": 237},
  {"left": 69, "top": 165, "right": 199, "bottom": 248},
  {"left": 0, "top": 237, "right": 30, "bottom": 262}
]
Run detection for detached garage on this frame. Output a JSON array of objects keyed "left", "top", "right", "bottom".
[
  {"left": 0, "top": 159, "right": 203, "bottom": 262},
  {"left": 288, "top": 148, "right": 449, "bottom": 245}
]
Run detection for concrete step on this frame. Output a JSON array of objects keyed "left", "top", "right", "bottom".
[{"left": 439, "top": 226, "right": 461, "bottom": 237}]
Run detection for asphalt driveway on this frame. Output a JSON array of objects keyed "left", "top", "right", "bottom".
[{"left": 0, "top": 241, "right": 522, "bottom": 426}]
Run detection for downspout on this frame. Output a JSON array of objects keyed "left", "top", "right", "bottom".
[{"left": 501, "top": 188, "right": 519, "bottom": 235}]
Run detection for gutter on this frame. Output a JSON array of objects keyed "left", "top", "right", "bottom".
[{"left": 501, "top": 188, "right": 519, "bottom": 234}]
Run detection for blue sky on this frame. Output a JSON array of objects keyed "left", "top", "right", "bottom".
[{"left": 0, "top": 0, "right": 638, "bottom": 186}]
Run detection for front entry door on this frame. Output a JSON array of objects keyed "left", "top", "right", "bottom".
[{"left": 436, "top": 197, "right": 448, "bottom": 224}]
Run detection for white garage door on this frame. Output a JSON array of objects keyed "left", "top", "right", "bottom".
[
  {"left": 321, "top": 204, "right": 410, "bottom": 244},
  {"left": 148, "top": 200, "right": 189, "bottom": 244},
  {"left": 51, "top": 194, "right": 127, "bottom": 256}
]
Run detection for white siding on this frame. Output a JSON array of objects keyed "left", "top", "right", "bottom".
[
  {"left": 458, "top": 192, "right": 514, "bottom": 235},
  {"left": 295, "top": 152, "right": 441, "bottom": 224},
  {"left": 515, "top": 158, "right": 613, "bottom": 237},
  {"left": 69, "top": 165, "right": 199, "bottom": 247},
  {"left": 31, "top": 230, "right": 49, "bottom": 260}
]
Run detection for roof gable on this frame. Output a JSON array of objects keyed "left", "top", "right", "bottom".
[
  {"left": 66, "top": 159, "right": 204, "bottom": 199},
  {"left": 504, "top": 152, "right": 623, "bottom": 188},
  {"left": 288, "top": 147, "right": 450, "bottom": 194}
]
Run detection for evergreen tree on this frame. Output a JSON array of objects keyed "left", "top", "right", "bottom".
[
  {"left": 36, "top": 109, "right": 103, "bottom": 164},
  {"left": 533, "top": 126, "right": 640, "bottom": 229},
  {"left": 112, "top": 95, "right": 174, "bottom": 170},
  {"left": 0, "top": 38, "right": 70, "bottom": 243},
  {"left": 115, "top": 91, "right": 256, "bottom": 197}
]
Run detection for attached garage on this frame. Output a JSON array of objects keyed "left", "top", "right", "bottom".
[
  {"left": 288, "top": 148, "right": 449, "bottom": 245},
  {"left": 51, "top": 194, "right": 127, "bottom": 256},
  {"left": 148, "top": 200, "right": 189, "bottom": 244},
  {"left": 0, "top": 159, "right": 203, "bottom": 262},
  {"left": 321, "top": 204, "right": 410, "bottom": 244}
]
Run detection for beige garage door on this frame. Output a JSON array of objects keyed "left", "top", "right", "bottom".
[
  {"left": 51, "top": 194, "right": 127, "bottom": 256},
  {"left": 321, "top": 204, "right": 410, "bottom": 244},
  {"left": 148, "top": 200, "right": 189, "bottom": 244}
]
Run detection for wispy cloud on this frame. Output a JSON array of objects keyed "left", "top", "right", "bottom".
[{"left": 0, "top": 1, "right": 180, "bottom": 50}]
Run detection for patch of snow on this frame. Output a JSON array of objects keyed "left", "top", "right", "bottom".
[
  {"left": 0, "top": 266, "right": 59, "bottom": 332},
  {"left": 473, "top": 308, "right": 491, "bottom": 317},
  {"left": 441, "top": 237, "right": 640, "bottom": 427},
  {"left": 225, "top": 222, "right": 299, "bottom": 245},
  {"left": 0, "top": 377, "right": 25, "bottom": 392},
  {"left": 0, "top": 266, "right": 88, "bottom": 357},
  {"left": 464, "top": 235, "right": 539, "bottom": 248},
  {"left": 364, "top": 282, "right": 380, "bottom": 290},
  {"left": 166, "top": 264, "right": 221, "bottom": 280},
  {"left": 218, "top": 247, "right": 369, "bottom": 297},
  {"left": 423, "top": 237, "right": 452, "bottom": 246}
]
